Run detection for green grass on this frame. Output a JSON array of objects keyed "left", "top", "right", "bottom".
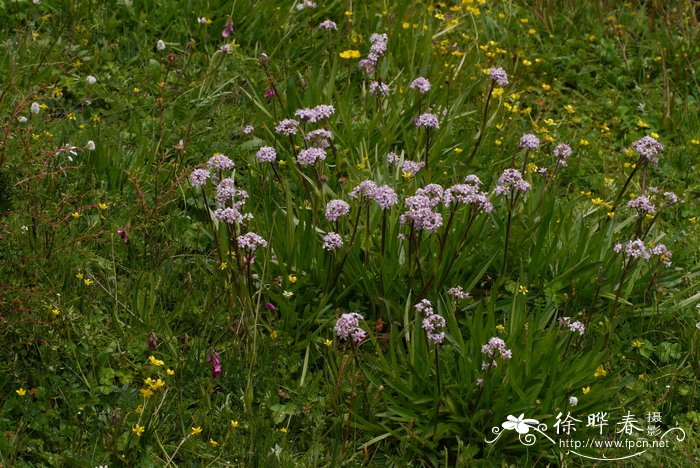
[{"left": 1, "top": 0, "right": 699, "bottom": 466}]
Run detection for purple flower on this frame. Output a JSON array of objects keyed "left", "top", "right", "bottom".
[
  {"left": 414, "top": 113, "right": 439, "bottom": 129},
  {"left": 422, "top": 313, "right": 446, "bottom": 344},
  {"left": 207, "top": 351, "right": 222, "bottom": 378},
  {"left": 559, "top": 317, "right": 585, "bottom": 335},
  {"left": 296, "top": 0, "right": 317, "bottom": 10},
  {"left": 221, "top": 18, "right": 234, "bottom": 38},
  {"left": 325, "top": 199, "right": 350, "bottom": 221},
  {"left": 488, "top": 67, "right": 509, "bottom": 86},
  {"left": 481, "top": 337, "right": 512, "bottom": 368},
  {"left": 297, "top": 147, "right": 327, "bottom": 166},
  {"left": 369, "top": 81, "right": 390, "bottom": 96},
  {"left": 651, "top": 244, "right": 672, "bottom": 266},
  {"left": 402, "top": 160, "right": 425, "bottom": 176},
  {"left": 386, "top": 152, "right": 399, "bottom": 165},
  {"left": 319, "top": 19, "right": 337, "bottom": 30},
  {"left": 444, "top": 183, "right": 494, "bottom": 212},
  {"left": 237, "top": 232, "right": 268, "bottom": 250},
  {"left": 322, "top": 232, "right": 343, "bottom": 251},
  {"left": 410, "top": 77, "right": 432, "bottom": 94},
  {"left": 372, "top": 185, "right": 398, "bottom": 209},
  {"left": 294, "top": 105, "right": 334, "bottom": 124},
  {"left": 415, "top": 299, "right": 434, "bottom": 315},
  {"left": 447, "top": 286, "right": 470, "bottom": 300},
  {"left": 349, "top": 180, "right": 378, "bottom": 199},
  {"left": 117, "top": 227, "right": 129, "bottom": 244},
  {"left": 214, "top": 207, "right": 245, "bottom": 224},
  {"left": 263, "top": 87, "right": 276, "bottom": 101},
  {"left": 626, "top": 195, "right": 656, "bottom": 216},
  {"left": 663, "top": 192, "right": 678, "bottom": 205},
  {"left": 334, "top": 312, "right": 364, "bottom": 341},
  {"left": 494, "top": 168, "right": 531, "bottom": 195},
  {"left": 415, "top": 184, "right": 445, "bottom": 206},
  {"left": 399, "top": 198, "right": 443, "bottom": 232},
  {"left": 256, "top": 146, "right": 277, "bottom": 163},
  {"left": 189, "top": 168, "right": 210, "bottom": 187},
  {"left": 369, "top": 33, "right": 388, "bottom": 57},
  {"left": 519, "top": 133, "right": 540, "bottom": 150},
  {"left": 242, "top": 125, "right": 254, "bottom": 135},
  {"left": 306, "top": 129, "right": 333, "bottom": 148},
  {"left": 215, "top": 179, "right": 249, "bottom": 205},
  {"left": 614, "top": 239, "right": 651, "bottom": 260},
  {"left": 554, "top": 143, "right": 572, "bottom": 167},
  {"left": 207, "top": 153, "right": 235, "bottom": 170},
  {"left": 275, "top": 119, "right": 299, "bottom": 136},
  {"left": 265, "top": 303, "right": 277, "bottom": 311},
  {"left": 632, "top": 136, "right": 663, "bottom": 165}
]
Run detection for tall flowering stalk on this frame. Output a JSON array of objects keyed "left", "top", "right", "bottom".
[
  {"left": 466, "top": 68, "right": 508, "bottom": 166},
  {"left": 495, "top": 169, "right": 531, "bottom": 275},
  {"left": 610, "top": 135, "right": 663, "bottom": 214},
  {"left": 415, "top": 299, "right": 445, "bottom": 441}
]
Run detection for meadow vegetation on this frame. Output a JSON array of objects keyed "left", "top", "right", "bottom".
[{"left": 1, "top": 0, "right": 699, "bottom": 466}]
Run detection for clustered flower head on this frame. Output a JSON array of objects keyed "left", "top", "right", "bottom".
[
  {"left": 296, "top": 0, "right": 317, "bottom": 10},
  {"left": 488, "top": 67, "right": 509, "bottom": 86},
  {"left": 444, "top": 176, "right": 493, "bottom": 212},
  {"left": 519, "top": 133, "right": 540, "bottom": 150},
  {"left": 447, "top": 286, "right": 470, "bottom": 300},
  {"left": 242, "top": 125, "right": 254, "bottom": 135},
  {"left": 306, "top": 129, "right": 332, "bottom": 148},
  {"left": 632, "top": 135, "right": 664, "bottom": 165},
  {"left": 236, "top": 232, "right": 268, "bottom": 250},
  {"left": 349, "top": 180, "right": 378, "bottom": 200},
  {"left": 215, "top": 178, "right": 248, "bottom": 205},
  {"left": 558, "top": 317, "right": 586, "bottom": 335},
  {"left": 400, "top": 193, "right": 443, "bottom": 232},
  {"left": 359, "top": 33, "right": 388, "bottom": 75},
  {"left": 275, "top": 119, "right": 299, "bottom": 136},
  {"left": 402, "top": 160, "right": 425, "bottom": 176},
  {"left": 369, "top": 81, "right": 390, "bottom": 96},
  {"left": 322, "top": 232, "right": 343, "bottom": 251},
  {"left": 256, "top": 146, "right": 277, "bottom": 163},
  {"left": 410, "top": 77, "right": 431, "bottom": 94},
  {"left": 613, "top": 239, "right": 672, "bottom": 266},
  {"left": 663, "top": 191, "right": 679, "bottom": 205},
  {"left": 294, "top": 104, "right": 335, "bottom": 123},
  {"left": 190, "top": 168, "right": 211, "bottom": 187},
  {"left": 319, "top": 19, "right": 337, "bottom": 30},
  {"left": 207, "top": 153, "right": 235, "bottom": 170},
  {"left": 413, "top": 113, "right": 439, "bottom": 129},
  {"left": 297, "top": 147, "right": 327, "bottom": 165},
  {"left": 554, "top": 143, "right": 572, "bottom": 167},
  {"left": 416, "top": 299, "right": 446, "bottom": 344},
  {"left": 372, "top": 185, "right": 398, "bottom": 209},
  {"left": 626, "top": 195, "right": 656, "bottom": 216},
  {"left": 481, "top": 337, "right": 512, "bottom": 369},
  {"left": 494, "top": 168, "right": 531, "bottom": 195},
  {"left": 325, "top": 199, "right": 350, "bottom": 221},
  {"left": 334, "top": 312, "right": 366, "bottom": 343}
]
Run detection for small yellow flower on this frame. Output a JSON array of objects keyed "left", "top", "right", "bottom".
[
  {"left": 98, "top": 203, "right": 108, "bottom": 210},
  {"left": 638, "top": 373, "right": 646, "bottom": 380},
  {"left": 492, "top": 87, "right": 504, "bottom": 98},
  {"left": 135, "top": 405, "right": 143, "bottom": 414},
  {"left": 209, "top": 439, "right": 219, "bottom": 447},
  {"left": 67, "top": 112, "right": 76, "bottom": 121},
  {"left": 582, "top": 386, "right": 591, "bottom": 395},
  {"left": 230, "top": 420, "right": 240, "bottom": 429},
  {"left": 324, "top": 339, "right": 333, "bottom": 347},
  {"left": 594, "top": 364, "right": 608, "bottom": 378},
  {"left": 591, "top": 198, "right": 605, "bottom": 206},
  {"left": 650, "top": 132, "right": 659, "bottom": 139},
  {"left": 83, "top": 279, "right": 93, "bottom": 286},
  {"left": 356, "top": 162, "right": 366, "bottom": 170},
  {"left": 16, "top": 388, "right": 27, "bottom": 396},
  {"left": 139, "top": 388, "right": 154, "bottom": 398},
  {"left": 148, "top": 356, "right": 164, "bottom": 366},
  {"left": 279, "top": 427, "right": 288, "bottom": 433},
  {"left": 518, "top": 285, "right": 529, "bottom": 295},
  {"left": 454, "top": 147, "right": 463, "bottom": 154},
  {"left": 219, "top": 262, "right": 227, "bottom": 271},
  {"left": 495, "top": 324, "right": 505, "bottom": 332},
  {"left": 71, "top": 212, "right": 81, "bottom": 219},
  {"left": 522, "top": 59, "right": 532, "bottom": 67},
  {"left": 191, "top": 426, "right": 202, "bottom": 436},
  {"left": 519, "top": 18, "right": 529, "bottom": 24},
  {"left": 579, "top": 139, "right": 589, "bottom": 146},
  {"left": 339, "top": 50, "right": 361, "bottom": 59},
  {"left": 495, "top": 139, "right": 502, "bottom": 146},
  {"left": 402, "top": 171, "right": 414, "bottom": 180},
  {"left": 51, "top": 308, "right": 60, "bottom": 317},
  {"left": 344, "top": 10, "right": 353, "bottom": 17},
  {"left": 149, "top": 379, "right": 165, "bottom": 390},
  {"left": 76, "top": 273, "right": 84, "bottom": 280},
  {"left": 133, "top": 424, "right": 145, "bottom": 436},
  {"left": 270, "top": 330, "right": 279, "bottom": 340},
  {"left": 92, "top": 115, "right": 101, "bottom": 122},
  {"left": 288, "top": 274, "right": 297, "bottom": 284},
  {"left": 689, "top": 217, "right": 696, "bottom": 224},
  {"left": 402, "top": 22, "right": 410, "bottom": 29},
  {"left": 607, "top": 212, "right": 615, "bottom": 218},
  {"left": 632, "top": 339, "right": 644, "bottom": 348},
  {"left": 166, "top": 368, "right": 175, "bottom": 376},
  {"left": 690, "top": 139, "right": 700, "bottom": 145},
  {"left": 564, "top": 105, "right": 575, "bottom": 114},
  {"left": 637, "top": 120, "right": 650, "bottom": 128},
  {"left": 133, "top": 87, "right": 141, "bottom": 93}
]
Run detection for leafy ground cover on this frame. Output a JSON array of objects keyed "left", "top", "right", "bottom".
[{"left": 1, "top": 0, "right": 699, "bottom": 466}]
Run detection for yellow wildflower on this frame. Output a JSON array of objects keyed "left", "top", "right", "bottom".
[
  {"left": 139, "top": 388, "right": 153, "bottom": 398},
  {"left": 83, "top": 279, "right": 93, "bottom": 286},
  {"left": 339, "top": 50, "right": 361, "bottom": 59},
  {"left": 582, "top": 386, "right": 591, "bottom": 395},
  {"left": 288, "top": 274, "right": 297, "bottom": 284},
  {"left": 594, "top": 365, "right": 608, "bottom": 378},
  {"left": 133, "top": 424, "right": 145, "bottom": 436},
  {"left": 209, "top": 439, "right": 219, "bottom": 447},
  {"left": 280, "top": 427, "right": 288, "bottom": 433},
  {"left": 166, "top": 368, "right": 175, "bottom": 376},
  {"left": 579, "top": 139, "right": 589, "bottom": 146},
  {"left": 518, "top": 285, "right": 529, "bottom": 295},
  {"left": 51, "top": 308, "right": 60, "bottom": 317},
  {"left": 16, "top": 388, "right": 27, "bottom": 396},
  {"left": 191, "top": 427, "right": 202, "bottom": 436},
  {"left": 148, "top": 356, "right": 164, "bottom": 366},
  {"left": 71, "top": 212, "right": 81, "bottom": 219},
  {"left": 230, "top": 420, "right": 240, "bottom": 429},
  {"left": 495, "top": 324, "right": 505, "bottom": 332},
  {"left": 324, "top": 339, "right": 333, "bottom": 347},
  {"left": 632, "top": 339, "right": 644, "bottom": 348}
]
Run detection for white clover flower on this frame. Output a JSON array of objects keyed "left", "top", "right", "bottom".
[
  {"left": 86, "top": 75, "right": 97, "bottom": 85},
  {"left": 156, "top": 40, "right": 166, "bottom": 51}
]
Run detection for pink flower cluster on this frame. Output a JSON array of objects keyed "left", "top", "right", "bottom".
[
  {"left": 494, "top": 168, "right": 531, "bottom": 195},
  {"left": 416, "top": 299, "right": 446, "bottom": 344},
  {"left": 237, "top": 232, "right": 268, "bottom": 250},
  {"left": 322, "top": 232, "right": 343, "bottom": 251},
  {"left": 558, "top": 317, "right": 586, "bottom": 335},
  {"left": 334, "top": 312, "right": 366, "bottom": 343},
  {"left": 481, "top": 337, "right": 512, "bottom": 369},
  {"left": 632, "top": 135, "right": 663, "bottom": 165},
  {"left": 626, "top": 195, "right": 656, "bottom": 216},
  {"left": 613, "top": 239, "right": 672, "bottom": 266},
  {"left": 447, "top": 286, "right": 470, "bottom": 300},
  {"left": 359, "top": 33, "right": 388, "bottom": 75}
]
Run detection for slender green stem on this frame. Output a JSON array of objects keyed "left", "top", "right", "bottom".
[{"left": 466, "top": 82, "right": 495, "bottom": 167}]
